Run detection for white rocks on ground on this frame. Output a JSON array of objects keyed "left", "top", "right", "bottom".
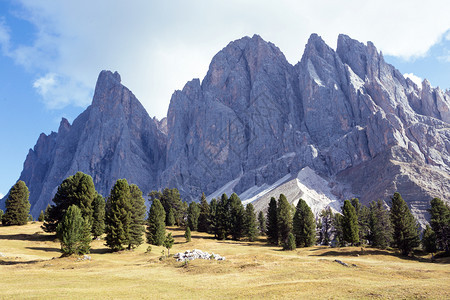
[{"left": 174, "top": 249, "right": 225, "bottom": 262}]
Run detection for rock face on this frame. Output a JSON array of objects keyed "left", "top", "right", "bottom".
[{"left": 3, "top": 34, "right": 450, "bottom": 223}]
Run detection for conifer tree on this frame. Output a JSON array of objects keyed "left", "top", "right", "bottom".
[
  {"left": 2, "top": 180, "right": 30, "bottom": 226},
  {"left": 167, "top": 208, "right": 175, "bottom": 226},
  {"left": 197, "top": 193, "right": 210, "bottom": 232},
  {"left": 128, "top": 184, "right": 146, "bottom": 249},
  {"left": 92, "top": 194, "right": 105, "bottom": 239},
  {"left": 44, "top": 204, "right": 51, "bottom": 221},
  {"left": 38, "top": 210, "right": 45, "bottom": 222},
  {"left": 244, "top": 203, "right": 258, "bottom": 242},
  {"left": 332, "top": 213, "right": 344, "bottom": 246},
  {"left": 292, "top": 199, "right": 316, "bottom": 247},
  {"left": 319, "top": 207, "right": 333, "bottom": 245},
  {"left": 229, "top": 193, "right": 245, "bottom": 240},
  {"left": 428, "top": 197, "right": 450, "bottom": 252},
  {"left": 283, "top": 232, "right": 296, "bottom": 251},
  {"left": 185, "top": 226, "right": 191, "bottom": 242},
  {"left": 105, "top": 179, "right": 132, "bottom": 251},
  {"left": 258, "top": 211, "right": 266, "bottom": 236},
  {"left": 277, "top": 194, "right": 292, "bottom": 245},
  {"left": 209, "top": 198, "right": 218, "bottom": 237},
  {"left": 422, "top": 225, "right": 437, "bottom": 254},
  {"left": 216, "top": 194, "right": 230, "bottom": 240},
  {"left": 368, "top": 200, "right": 392, "bottom": 249},
  {"left": 57, "top": 205, "right": 91, "bottom": 255},
  {"left": 149, "top": 188, "right": 183, "bottom": 225},
  {"left": 163, "top": 233, "right": 175, "bottom": 256},
  {"left": 266, "top": 197, "right": 278, "bottom": 245},
  {"left": 0, "top": 209, "right": 3, "bottom": 222},
  {"left": 43, "top": 172, "right": 96, "bottom": 232},
  {"left": 351, "top": 198, "right": 370, "bottom": 243},
  {"left": 342, "top": 199, "right": 359, "bottom": 246},
  {"left": 390, "top": 192, "right": 420, "bottom": 256},
  {"left": 147, "top": 198, "right": 166, "bottom": 246},
  {"left": 187, "top": 202, "right": 200, "bottom": 231}
]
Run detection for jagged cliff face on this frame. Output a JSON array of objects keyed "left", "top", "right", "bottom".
[{"left": 3, "top": 34, "right": 449, "bottom": 222}]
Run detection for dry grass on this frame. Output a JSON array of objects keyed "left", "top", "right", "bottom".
[{"left": 0, "top": 223, "right": 449, "bottom": 299}]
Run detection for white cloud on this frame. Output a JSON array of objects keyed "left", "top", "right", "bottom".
[
  {"left": 2, "top": 0, "right": 450, "bottom": 118},
  {"left": 404, "top": 73, "right": 423, "bottom": 87},
  {"left": 0, "top": 193, "right": 4, "bottom": 199}
]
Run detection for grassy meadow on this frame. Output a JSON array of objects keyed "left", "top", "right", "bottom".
[{"left": 0, "top": 222, "right": 449, "bottom": 299}]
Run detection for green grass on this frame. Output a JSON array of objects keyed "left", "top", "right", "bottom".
[{"left": 0, "top": 223, "right": 449, "bottom": 299}]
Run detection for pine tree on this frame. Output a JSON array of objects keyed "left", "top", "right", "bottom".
[
  {"left": 43, "top": 172, "right": 96, "bottom": 232},
  {"left": 128, "top": 184, "right": 146, "bottom": 250},
  {"left": 277, "top": 194, "right": 292, "bottom": 245},
  {"left": 0, "top": 209, "right": 3, "bottom": 222},
  {"left": 57, "top": 205, "right": 91, "bottom": 255},
  {"left": 38, "top": 210, "right": 45, "bottom": 222},
  {"left": 163, "top": 233, "right": 175, "bottom": 256},
  {"left": 216, "top": 194, "right": 230, "bottom": 240},
  {"left": 422, "top": 225, "right": 437, "bottom": 254},
  {"left": 283, "top": 232, "right": 296, "bottom": 251},
  {"left": 266, "top": 197, "right": 278, "bottom": 245},
  {"left": 332, "top": 213, "right": 344, "bottom": 246},
  {"left": 187, "top": 202, "right": 200, "bottom": 231},
  {"left": 319, "top": 207, "right": 333, "bottom": 245},
  {"left": 147, "top": 198, "right": 166, "bottom": 246},
  {"left": 229, "top": 193, "right": 245, "bottom": 241},
  {"left": 390, "top": 192, "right": 420, "bottom": 256},
  {"left": 428, "top": 197, "right": 450, "bottom": 252},
  {"left": 342, "top": 199, "right": 359, "bottom": 246},
  {"left": 185, "top": 226, "right": 191, "bottom": 242},
  {"left": 44, "top": 204, "right": 51, "bottom": 221},
  {"left": 258, "top": 211, "right": 266, "bottom": 236},
  {"left": 197, "top": 193, "right": 210, "bottom": 232},
  {"left": 368, "top": 200, "right": 392, "bottom": 249},
  {"left": 244, "top": 203, "right": 258, "bottom": 242},
  {"left": 149, "top": 188, "right": 183, "bottom": 226},
  {"left": 92, "top": 194, "right": 105, "bottom": 239},
  {"left": 292, "top": 199, "right": 316, "bottom": 247},
  {"left": 2, "top": 180, "right": 30, "bottom": 226},
  {"left": 351, "top": 198, "right": 370, "bottom": 243},
  {"left": 209, "top": 198, "right": 218, "bottom": 237},
  {"left": 167, "top": 208, "right": 175, "bottom": 226},
  {"left": 105, "top": 179, "right": 132, "bottom": 251}
]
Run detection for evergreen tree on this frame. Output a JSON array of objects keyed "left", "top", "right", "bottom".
[
  {"left": 0, "top": 209, "right": 3, "bottom": 222},
  {"left": 283, "top": 232, "right": 296, "bottom": 251},
  {"left": 128, "top": 184, "right": 146, "bottom": 250},
  {"left": 197, "top": 193, "right": 210, "bottom": 232},
  {"left": 57, "top": 205, "right": 91, "bottom": 255},
  {"left": 149, "top": 188, "right": 183, "bottom": 226},
  {"left": 216, "top": 194, "right": 230, "bottom": 240},
  {"left": 390, "top": 192, "right": 420, "bottom": 256},
  {"left": 266, "top": 197, "right": 278, "bottom": 245},
  {"left": 105, "top": 179, "right": 132, "bottom": 251},
  {"left": 185, "top": 226, "right": 191, "bottom": 242},
  {"left": 368, "top": 200, "right": 392, "bottom": 249},
  {"left": 28, "top": 214, "right": 33, "bottom": 222},
  {"left": 428, "top": 197, "right": 450, "bottom": 252},
  {"left": 332, "top": 213, "right": 344, "bottom": 247},
  {"left": 44, "top": 204, "right": 51, "bottom": 221},
  {"left": 147, "top": 198, "right": 166, "bottom": 246},
  {"left": 92, "top": 194, "right": 105, "bottom": 239},
  {"left": 166, "top": 208, "right": 175, "bottom": 226},
  {"left": 258, "top": 211, "right": 266, "bottom": 236},
  {"left": 43, "top": 172, "right": 96, "bottom": 232},
  {"left": 229, "top": 193, "right": 245, "bottom": 240},
  {"left": 277, "top": 194, "right": 292, "bottom": 245},
  {"left": 2, "top": 180, "right": 30, "bottom": 226},
  {"left": 163, "top": 232, "right": 175, "bottom": 256},
  {"left": 38, "top": 210, "right": 45, "bottom": 222},
  {"left": 422, "top": 225, "right": 437, "bottom": 254},
  {"left": 209, "top": 198, "right": 218, "bottom": 237},
  {"left": 351, "top": 198, "right": 370, "bottom": 243},
  {"left": 342, "top": 199, "right": 359, "bottom": 246},
  {"left": 319, "top": 207, "right": 333, "bottom": 245},
  {"left": 187, "top": 202, "right": 200, "bottom": 231},
  {"left": 292, "top": 199, "right": 316, "bottom": 247},
  {"left": 244, "top": 203, "right": 258, "bottom": 242}
]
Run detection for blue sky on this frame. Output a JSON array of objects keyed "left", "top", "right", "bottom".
[{"left": 1, "top": 0, "right": 450, "bottom": 198}]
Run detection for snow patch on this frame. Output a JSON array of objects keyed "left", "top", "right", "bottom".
[{"left": 240, "top": 174, "right": 293, "bottom": 205}]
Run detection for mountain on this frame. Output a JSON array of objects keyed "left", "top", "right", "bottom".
[{"left": 2, "top": 34, "right": 449, "bottom": 223}]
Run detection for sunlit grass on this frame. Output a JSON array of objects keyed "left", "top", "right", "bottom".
[{"left": 0, "top": 223, "right": 449, "bottom": 299}]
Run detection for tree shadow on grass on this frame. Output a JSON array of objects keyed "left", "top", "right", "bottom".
[
  {"left": 25, "top": 246, "right": 60, "bottom": 253},
  {"left": 0, "top": 259, "right": 43, "bottom": 266},
  {"left": 0, "top": 233, "right": 56, "bottom": 242},
  {"left": 90, "top": 247, "right": 113, "bottom": 254}
]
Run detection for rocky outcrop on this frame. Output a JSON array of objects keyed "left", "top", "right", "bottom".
[{"left": 3, "top": 34, "right": 449, "bottom": 222}]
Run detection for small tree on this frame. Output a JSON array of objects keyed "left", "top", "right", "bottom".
[
  {"left": 332, "top": 213, "right": 344, "bottom": 247},
  {"left": 342, "top": 200, "right": 359, "bottom": 246},
  {"left": 244, "top": 203, "right": 258, "bottom": 242},
  {"left": 292, "top": 199, "right": 316, "bottom": 247},
  {"left": 368, "top": 200, "right": 392, "bottom": 249},
  {"left": 167, "top": 208, "right": 175, "bottom": 226},
  {"left": 319, "top": 207, "right": 333, "bottom": 245},
  {"left": 266, "top": 197, "right": 278, "bottom": 245},
  {"left": 38, "top": 210, "right": 45, "bottom": 222},
  {"left": 57, "top": 205, "right": 91, "bottom": 255},
  {"left": 128, "top": 184, "right": 146, "bottom": 250},
  {"left": 2, "top": 181, "right": 30, "bottom": 226},
  {"left": 428, "top": 197, "right": 450, "bottom": 252},
  {"left": 277, "top": 194, "right": 292, "bottom": 245},
  {"left": 185, "top": 226, "right": 191, "bottom": 242},
  {"left": 187, "top": 202, "right": 200, "bottom": 231},
  {"left": 422, "top": 225, "right": 437, "bottom": 254},
  {"left": 229, "top": 193, "right": 245, "bottom": 241},
  {"left": 198, "top": 193, "right": 210, "bottom": 232},
  {"left": 147, "top": 199, "right": 166, "bottom": 246},
  {"left": 283, "top": 232, "right": 296, "bottom": 251},
  {"left": 92, "top": 194, "right": 105, "bottom": 239},
  {"left": 258, "top": 211, "right": 266, "bottom": 236},
  {"left": 163, "top": 233, "right": 175, "bottom": 256},
  {"left": 209, "top": 198, "right": 218, "bottom": 237},
  {"left": 0, "top": 209, "right": 3, "bottom": 222}
]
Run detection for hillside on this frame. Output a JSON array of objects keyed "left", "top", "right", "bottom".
[{"left": 0, "top": 223, "right": 449, "bottom": 299}]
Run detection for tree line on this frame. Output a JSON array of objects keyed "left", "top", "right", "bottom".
[{"left": 1, "top": 173, "right": 449, "bottom": 257}]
